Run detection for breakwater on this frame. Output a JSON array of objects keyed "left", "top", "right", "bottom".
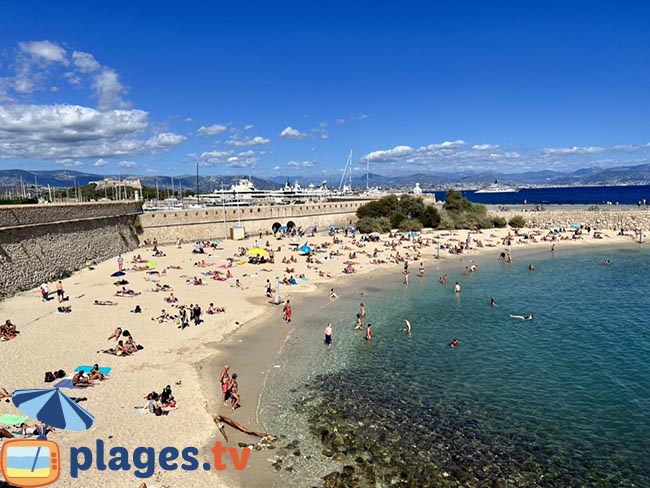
[
  {"left": 0, "top": 202, "right": 142, "bottom": 298},
  {"left": 500, "top": 207, "right": 650, "bottom": 231}
]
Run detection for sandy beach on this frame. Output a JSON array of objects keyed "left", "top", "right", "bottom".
[{"left": 0, "top": 222, "right": 635, "bottom": 487}]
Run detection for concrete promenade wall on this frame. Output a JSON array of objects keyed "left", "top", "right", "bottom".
[
  {"left": 498, "top": 207, "right": 650, "bottom": 231},
  {"left": 0, "top": 202, "right": 142, "bottom": 298},
  {"left": 138, "top": 200, "right": 369, "bottom": 243}
]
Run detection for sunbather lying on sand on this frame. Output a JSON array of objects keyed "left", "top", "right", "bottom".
[
  {"left": 94, "top": 300, "right": 118, "bottom": 306},
  {"left": 72, "top": 371, "right": 94, "bottom": 387}
]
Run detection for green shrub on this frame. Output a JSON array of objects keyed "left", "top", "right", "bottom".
[
  {"left": 490, "top": 216, "right": 508, "bottom": 228},
  {"left": 508, "top": 215, "right": 527, "bottom": 228},
  {"left": 356, "top": 216, "right": 392, "bottom": 234},
  {"left": 399, "top": 218, "right": 423, "bottom": 232}
]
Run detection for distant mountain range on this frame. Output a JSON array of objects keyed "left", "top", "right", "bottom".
[{"left": 1, "top": 163, "right": 650, "bottom": 192}]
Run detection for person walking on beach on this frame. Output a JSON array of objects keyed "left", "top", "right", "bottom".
[
  {"left": 265, "top": 279, "right": 272, "bottom": 298},
  {"left": 117, "top": 254, "right": 124, "bottom": 271},
  {"left": 283, "top": 300, "right": 292, "bottom": 324},
  {"left": 324, "top": 323, "right": 333, "bottom": 347},
  {"left": 365, "top": 323, "right": 372, "bottom": 341},
  {"left": 219, "top": 365, "right": 230, "bottom": 405},
  {"left": 229, "top": 373, "right": 240, "bottom": 411},
  {"left": 40, "top": 283, "right": 49, "bottom": 301},
  {"left": 56, "top": 281, "right": 65, "bottom": 303}
]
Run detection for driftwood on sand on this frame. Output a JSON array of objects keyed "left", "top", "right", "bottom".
[{"left": 213, "top": 414, "right": 275, "bottom": 441}]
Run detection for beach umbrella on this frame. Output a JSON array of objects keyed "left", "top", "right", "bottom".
[
  {"left": 110, "top": 271, "right": 125, "bottom": 277},
  {"left": 12, "top": 388, "right": 94, "bottom": 431},
  {"left": 248, "top": 248, "right": 268, "bottom": 256},
  {"left": 145, "top": 261, "right": 157, "bottom": 268},
  {"left": 570, "top": 223, "right": 580, "bottom": 229},
  {"left": 280, "top": 225, "right": 288, "bottom": 232},
  {"left": 300, "top": 245, "right": 312, "bottom": 254}
]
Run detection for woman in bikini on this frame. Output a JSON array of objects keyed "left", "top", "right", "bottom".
[{"left": 228, "top": 373, "right": 240, "bottom": 411}]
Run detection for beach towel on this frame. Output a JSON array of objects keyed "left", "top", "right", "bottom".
[
  {"left": 0, "top": 414, "right": 28, "bottom": 425},
  {"left": 74, "top": 366, "right": 112, "bottom": 375},
  {"left": 54, "top": 378, "right": 87, "bottom": 389}
]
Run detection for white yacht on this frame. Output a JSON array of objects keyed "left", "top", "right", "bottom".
[{"left": 474, "top": 179, "right": 518, "bottom": 194}]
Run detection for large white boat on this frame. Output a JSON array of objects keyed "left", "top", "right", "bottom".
[{"left": 474, "top": 179, "right": 518, "bottom": 194}]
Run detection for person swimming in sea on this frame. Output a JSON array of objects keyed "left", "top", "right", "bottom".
[
  {"left": 510, "top": 314, "right": 534, "bottom": 320},
  {"left": 449, "top": 338, "right": 458, "bottom": 347},
  {"left": 490, "top": 298, "right": 497, "bottom": 307},
  {"left": 403, "top": 319, "right": 411, "bottom": 334}
]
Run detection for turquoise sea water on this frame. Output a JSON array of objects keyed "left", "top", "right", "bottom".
[{"left": 259, "top": 245, "right": 650, "bottom": 487}]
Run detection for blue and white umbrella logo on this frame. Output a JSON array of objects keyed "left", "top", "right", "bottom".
[{"left": 12, "top": 389, "right": 94, "bottom": 431}]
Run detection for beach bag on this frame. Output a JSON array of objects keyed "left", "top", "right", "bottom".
[
  {"left": 154, "top": 406, "right": 163, "bottom": 416},
  {"left": 56, "top": 369, "right": 66, "bottom": 379},
  {"left": 44, "top": 371, "right": 55, "bottom": 383}
]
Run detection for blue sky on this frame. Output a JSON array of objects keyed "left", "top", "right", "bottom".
[{"left": 1, "top": 1, "right": 649, "bottom": 178}]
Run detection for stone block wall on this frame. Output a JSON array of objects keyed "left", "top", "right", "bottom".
[
  {"left": 139, "top": 201, "right": 368, "bottom": 243},
  {"left": 499, "top": 208, "right": 650, "bottom": 231},
  {"left": 0, "top": 203, "right": 142, "bottom": 298}
]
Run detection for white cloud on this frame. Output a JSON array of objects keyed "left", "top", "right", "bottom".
[
  {"left": 273, "top": 166, "right": 281, "bottom": 170},
  {"left": 542, "top": 146, "right": 606, "bottom": 155},
  {"left": 280, "top": 126, "right": 306, "bottom": 139},
  {"left": 19, "top": 41, "right": 68, "bottom": 65},
  {"left": 357, "top": 113, "right": 369, "bottom": 120},
  {"left": 72, "top": 51, "right": 101, "bottom": 73},
  {"left": 197, "top": 124, "right": 227, "bottom": 136},
  {"left": 92, "top": 68, "right": 129, "bottom": 111},
  {"left": 184, "top": 117, "right": 193, "bottom": 123},
  {"left": 336, "top": 118, "right": 345, "bottom": 125},
  {"left": 287, "top": 160, "right": 318, "bottom": 169},
  {"left": 117, "top": 161, "right": 138, "bottom": 169},
  {"left": 472, "top": 144, "right": 500, "bottom": 151},
  {"left": 243, "top": 124, "right": 254, "bottom": 131},
  {"left": 145, "top": 132, "right": 186, "bottom": 149},
  {"left": 0, "top": 104, "right": 184, "bottom": 160},
  {"left": 238, "top": 150, "right": 256, "bottom": 157},
  {"left": 366, "top": 145, "right": 414, "bottom": 162},
  {"left": 93, "top": 158, "right": 109, "bottom": 167},
  {"left": 56, "top": 159, "right": 83, "bottom": 169},
  {"left": 226, "top": 136, "right": 271, "bottom": 147}
]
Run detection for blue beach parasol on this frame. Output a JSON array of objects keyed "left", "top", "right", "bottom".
[
  {"left": 12, "top": 388, "right": 94, "bottom": 431},
  {"left": 110, "top": 271, "right": 125, "bottom": 277},
  {"left": 300, "top": 245, "right": 312, "bottom": 254}
]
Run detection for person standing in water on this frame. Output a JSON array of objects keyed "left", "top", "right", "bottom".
[
  {"left": 418, "top": 262, "right": 424, "bottom": 277},
  {"left": 360, "top": 303, "right": 366, "bottom": 319},
  {"left": 454, "top": 282, "right": 461, "bottom": 293},
  {"left": 403, "top": 319, "right": 411, "bottom": 334},
  {"left": 283, "top": 300, "right": 292, "bottom": 324},
  {"left": 324, "top": 323, "right": 333, "bottom": 347},
  {"left": 365, "top": 323, "right": 372, "bottom": 341}
]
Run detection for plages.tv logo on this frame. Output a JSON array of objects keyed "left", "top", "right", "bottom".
[{"left": 0, "top": 439, "right": 61, "bottom": 488}]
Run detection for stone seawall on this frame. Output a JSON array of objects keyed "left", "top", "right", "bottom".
[
  {"left": 0, "top": 203, "right": 142, "bottom": 298},
  {"left": 499, "top": 207, "right": 650, "bottom": 231},
  {"left": 139, "top": 200, "right": 368, "bottom": 243}
]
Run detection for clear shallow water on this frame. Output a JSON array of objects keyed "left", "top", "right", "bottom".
[{"left": 259, "top": 246, "right": 650, "bottom": 487}]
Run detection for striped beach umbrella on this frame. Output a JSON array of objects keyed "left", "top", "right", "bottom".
[{"left": 12, "top": 389, "right": 94, "bottom": 431}]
